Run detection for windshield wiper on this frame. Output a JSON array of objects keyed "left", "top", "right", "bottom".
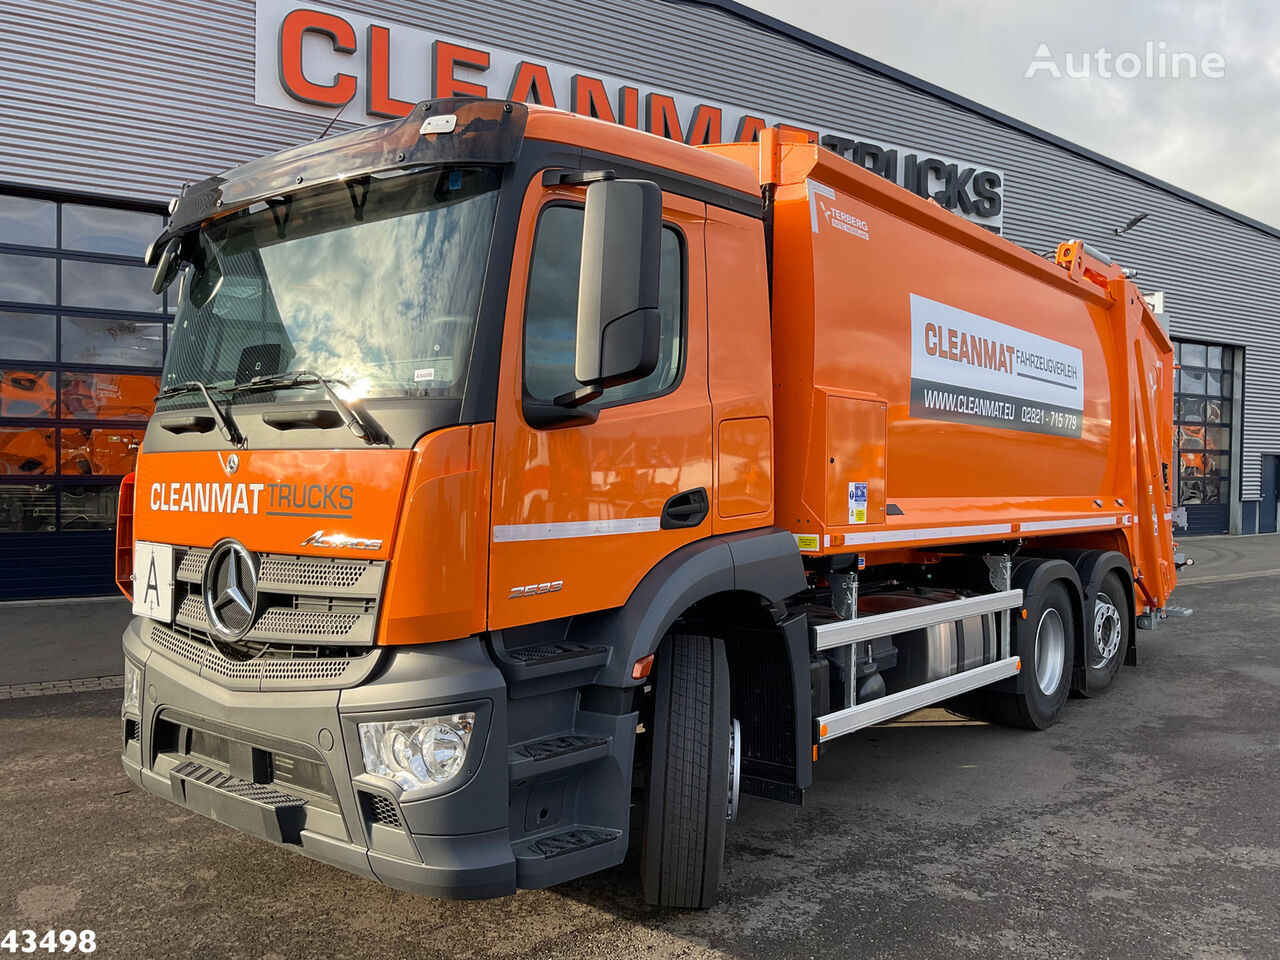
[
  {"left": 155, "top": 380, "right": 244, "bottom": 446},
  {"left": 225, "top": 371, "right": 389, "bottom": 445}
]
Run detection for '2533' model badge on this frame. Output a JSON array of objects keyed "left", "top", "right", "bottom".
[{"left": 509, "top": 580, "right": 564, "bottom": 599}]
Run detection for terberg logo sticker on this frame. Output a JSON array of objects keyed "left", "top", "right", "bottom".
[
  {"left": 809, "top": 182, "right": 870, "bottom": 240},
  {"left": 909, "top": 294, "right": 1085, "bottom": 438}
]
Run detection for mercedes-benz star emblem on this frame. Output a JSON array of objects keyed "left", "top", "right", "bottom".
[
  {"left": 204, "top": 540, "right": 259, "bottom": 640},
  {"left": 223, "top": 453, "right": 239, "bottom": 476}
]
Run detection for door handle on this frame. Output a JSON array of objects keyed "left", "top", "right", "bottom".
[{"left": 661, "top": 487, "right": 709, "bottom": 530}]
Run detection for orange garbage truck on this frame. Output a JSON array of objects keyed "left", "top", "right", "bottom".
[{"left": 118, "top": 99, "right": 1180, "bottom": 907}]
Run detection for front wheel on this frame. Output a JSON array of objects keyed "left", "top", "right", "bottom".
[{"left": 641, "top": 632, "right": 732, "bottom": 908}]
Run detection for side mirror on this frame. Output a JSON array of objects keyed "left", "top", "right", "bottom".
[
  {"left": 556, "top": 178, "right": 663, "bottom": 408},
  {"left": 151, "top": 237, "right": 184, "bottom": 295}
]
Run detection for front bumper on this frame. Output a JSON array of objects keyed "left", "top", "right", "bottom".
[{"left": 121, "top": 617, "right": 516, "bottom": 900}]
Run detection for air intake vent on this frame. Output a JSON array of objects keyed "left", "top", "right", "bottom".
[{"left": 360, "top": 791, "right": 402, "bottom": 828}]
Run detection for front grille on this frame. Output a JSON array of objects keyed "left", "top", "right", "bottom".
[
  {"left": 169, "top": 545, "right": 386, "bottom": 650},
  {"left": 150, "top": 622, "right": 374, "bottom": 691},
  {"left": 360, "top": 791, "right": 402, "bottom": 828},
  {"left": 260, "top": 558, "right": 366, "bottom": 590}
]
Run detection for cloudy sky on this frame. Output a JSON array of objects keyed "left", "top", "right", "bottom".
[{"left": 740, "top": 0, "right": 1276, "bottom": 226}]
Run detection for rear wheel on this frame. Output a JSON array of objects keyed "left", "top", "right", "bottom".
[
  {"left": 641, "top": 632, "right": 732, "bottom": 908},
  {"left": 956, "top": 579, "right": 1077, "bottom": 730},
  {"left": 1079, "top": 570, "right": 1130, "bottom": 696}
]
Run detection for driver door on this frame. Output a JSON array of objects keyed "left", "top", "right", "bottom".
[{"left": 488, "top": 178, "right": 711, "bottom": 630}]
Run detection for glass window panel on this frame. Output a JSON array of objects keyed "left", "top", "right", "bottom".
[
  {"left": 1204, "top": 399, "right": 1229, "bottom": 424},
  {"left": 1182, "top": 343, "right": 1207, "bottom": 367},
  {"left": 0, "top": 426, "right": 56, "bottom": 475},
  {"left": 1207, "top": 345, "right": 1222, "bottom": 368},
  {"left": 61, "top": 316, "right": 163, "bottom": 367},
  {"left": 1200, "top": 479, "right": 1226, "bottom": 504},
  {"left": 59, "top": 372, "right": 159, "bottom": 421},
  {"left": 0, "top": 312, "right": 55, "bottom": 361},
  {"left": 1179, "top": 478, "right": 1208, "bottom": 505},
  {"left": 1172, "top": 341, "right": 1181, "bottom": 363},
  {"left": 1207, "top": 370, "right": 1223, "bottom": 397},
  {"left": 1177, "top": 425, "right": 1204, "bottom": 450},
  {"left": 1205, "top": 426, "right": 1231, "bottom": 451},
  {"left": 60, "top": 484, "right": 118, "bottom": 530},
  {"left": 61, "top": 204, "right": 162, "bottom": 258},
  {"left": 0, "top": 252, "right": 55, "bottom": 304},
  {"left": 59, "top": 427, "right": 143, "bottom": 476},
  {"left": 0, "top": 482, "right": 56, "bottom": 532},
  {"left": 1176, "top": 398, "right": 1204, "bottom": 422},
  {"left": 524, "top": 206, "right": 684, "bottom": 405},
  {"left": 0, "top": 369, "right": 56, "bottom": 418},
  {"left": 0, "top": 196, "right": 57, "bottom": 248},
  {"left": 1179, "top": 453, "right": 1205, "bottom": 478},
  {"left": 1204, "top": 453, "right": 1230, "bottom": 478},
  {"left": 61, "top": 259, "right": 160, "bottom": 313},
  {"left": 1181, "top": 368, "right": 1206, "bottom": 395}
]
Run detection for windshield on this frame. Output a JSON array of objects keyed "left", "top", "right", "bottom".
[{"left": 160, "top": 164, "right": 501, "bottom": 408}]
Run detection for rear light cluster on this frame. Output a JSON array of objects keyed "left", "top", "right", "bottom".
[{"left": 116, "top": 471, "right": 136, "bottom": 600}]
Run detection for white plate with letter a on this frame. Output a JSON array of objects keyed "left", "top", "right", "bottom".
[{"left": 132, "top": 541, "right": 174, "bottom": 622}]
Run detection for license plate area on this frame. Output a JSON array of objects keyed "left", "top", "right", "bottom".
[{"left": 132, "top": 541, "right": 175, "bottom": 622}]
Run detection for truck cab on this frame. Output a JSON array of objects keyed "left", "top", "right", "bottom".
[{"left": 120, "top": 99, "right": 797, "bottom": 905}]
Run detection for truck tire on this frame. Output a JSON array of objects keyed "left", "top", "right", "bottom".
[
  {"left": 641, "top": 632, "right": 732, "bottom": 909},
  {"left": 953, "top": 579, "right": 1077, "bottom": 730},
  {"left": 1080, "top": 570, "right": 1130, "bottom": 696},
  {"left": 999, "top": 579, "right": 1077, "bottom": 729}
]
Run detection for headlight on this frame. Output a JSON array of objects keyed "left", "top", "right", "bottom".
[
  {"left": 122, "top": 660, "right": 141, "bottom": 716},
  {"left": 358, "top": 713, "right": 475, "bottom": 790}
]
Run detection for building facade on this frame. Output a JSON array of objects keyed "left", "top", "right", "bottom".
[{"left": 1, "top": 0, "right": 1275, "bottom": 599}]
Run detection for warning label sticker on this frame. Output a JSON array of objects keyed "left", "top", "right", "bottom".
[
  {"left": 909, "top": 294, "right": 1084, "bottom": 438},
  {"left": 795, "top": 534, "right": 820, "bottom": 551},
  {"left": 848, "top": 482, "right": 868, "bottom": 524}
]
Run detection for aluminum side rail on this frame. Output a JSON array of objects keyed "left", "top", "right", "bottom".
[
  {"left": 817, "top": 656, "right": 1022, "bottom": 741},
  {"left": 811, "top": 589, "right": 1023, "bottom": 650}
]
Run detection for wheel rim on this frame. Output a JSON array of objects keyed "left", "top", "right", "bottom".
[
  {"left": 1034, "top": 607, "right": 1066, "bottom": 695},
  {"left": 726, "top": 718, "right": 741, "bottom": 823},
  {"left": 1092, "top": 592, "right": 1123, "bottom": 668}
]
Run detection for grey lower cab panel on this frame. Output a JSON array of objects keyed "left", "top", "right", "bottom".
[{"left": 123, "top": 619, "right": 641, "bottom": 900}]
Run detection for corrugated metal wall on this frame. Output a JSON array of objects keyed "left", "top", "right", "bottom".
[{"left": 5, "top": 0, "right": 1278, "bottom": 502}]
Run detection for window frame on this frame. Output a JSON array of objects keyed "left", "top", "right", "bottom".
[
  {"left": 519, "top": 198, "right": 690, "bottom": 416},
  {"left": 0, "top": 187, "right": 166, "bottom": 534},
  {"left": 1173, "top": 338, "right": 1236, "bottom": 506}
]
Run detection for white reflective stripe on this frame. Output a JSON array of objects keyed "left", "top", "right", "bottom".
[
  {"left": 493, "top": 516, "right": 662, "bottom": 542},
  {"left": 838, "top": 523, "right": 1014, "bottom": 546},
  {"left": 1020, "top": 516, "right": 1119, "bottom": 532}
]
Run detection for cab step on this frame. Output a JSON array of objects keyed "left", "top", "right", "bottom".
[
  {"left": 514, "top": 825, "right": 626, "bottom": 889},
  {"left": 492, "top": 638, "right": 610, "bottom": 697},
  {"left": 528, "top": 827, "right": 620, "bottom": 859},
  {"left": 507, "top": 641, "right": 607, "bottom": 669},
  {"left": 508, "top": 732, "right": 610, "bottom": 781}
]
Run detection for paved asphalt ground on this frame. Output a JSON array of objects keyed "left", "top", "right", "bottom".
[{"left": 1, "top": 536, "right": 1277, "bottom": 959}]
